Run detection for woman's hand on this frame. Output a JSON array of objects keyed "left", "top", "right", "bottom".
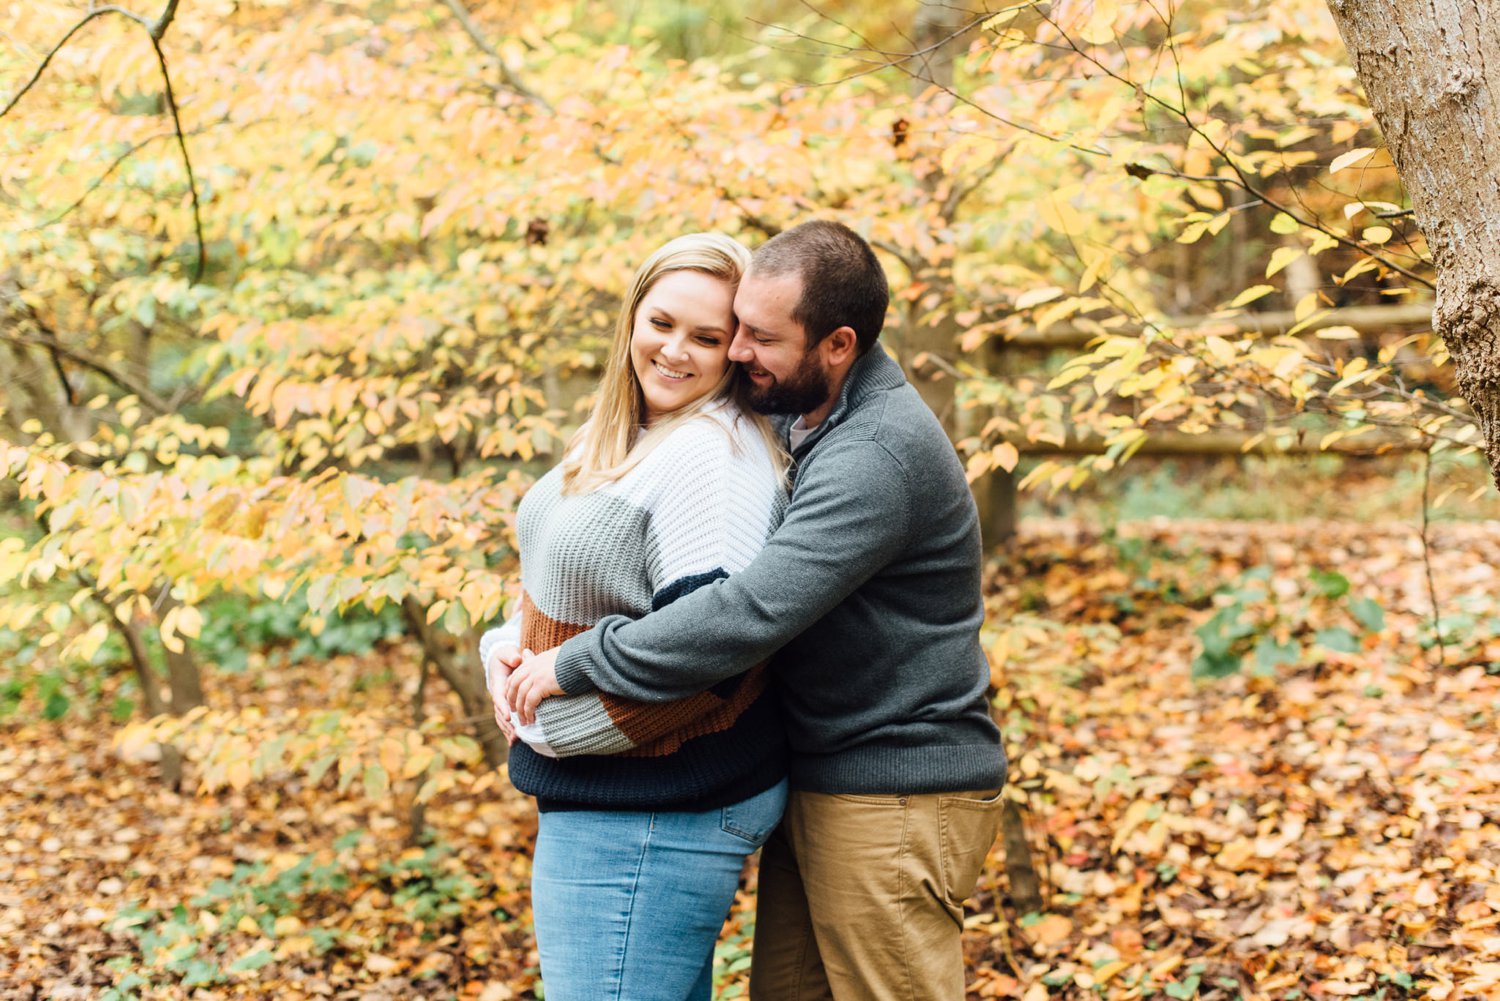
[
  {"left": 506, "top": 647, "right": 563, "bottom": 725},
  {"left": 486, "top": 644, "right": 525, "bottom": 743}
]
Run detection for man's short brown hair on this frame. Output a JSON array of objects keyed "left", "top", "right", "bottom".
[{"left": 750, "top": 220, "right": 889, "bottom": 355}]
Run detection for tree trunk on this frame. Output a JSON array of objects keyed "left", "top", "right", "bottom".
[
  {"left": 401, "top": 597, "right": 508, "bottom": 768},
  {"left": 148, "top": 589, "right": 205, "bottom": 713},
  {"left": 899, "top": 3, "right": 1018, "bottom": 545},
  {"left": 90, "top": 585, "right": 185, "bottom": 787},
  {"left": 1323, "top": 0, "right": 1500, "bottom": 489},
  {"left": 1000, "top": 798, "right": 1043, "bottom": 914}
]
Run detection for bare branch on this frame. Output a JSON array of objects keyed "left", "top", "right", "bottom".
[
  {"left": 941, "top": 152, "right": 1006, "bottom": 221},
  {"left": 437, "top": 0, "right": 554, "bottom": 113},
  {"left": 871, "top": 239, "right": 924, "bottom": 280},
  {"left": 149, "top": 0, "right": 181, "bottom": 42},
  {"left": 2, "top": 1, "right": 207, "bottom": 282},
  {"left": 0, "top": 9, "right": 122, "bottom": 119},
  {"left": 30, "top": 132, "right": 177, "bottom": 231},
  {"left": 0, "top": 329, "right": 171, "bottom": 414},
  {"left": 1030, "top": 10, "right": 1435, "bottom": 290},
  {"left": 44, "top": 339, "right": 77, "bottom": 406},
  {"left": 754, "top": 6, "right": 1108, "bottom": 156},
  {"left": 1420, "top": 445, "right": 1446, "bottom": 668},
  {"left": 82, "top": 577, "right": 168, "bottom": 718},
  {"left": 142, "top": 24, "right": 206, "bottom": 282}
]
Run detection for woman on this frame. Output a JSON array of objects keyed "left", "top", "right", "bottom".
[{"left": 478, "top": 233, "right": 789, "bottom": 1001}]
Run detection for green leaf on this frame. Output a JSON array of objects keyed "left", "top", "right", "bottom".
[
  {"left": 1309, "top": 569, "right": 1350, "bottom": 599},
  {"left": 42, "top": 691, "right": 70, "bottom": 720},
  {"left": 1253, "top": 635, "right": 1298, "bottom": 675},
  {"left": 229, "top": 949, "right": 276, "bottom": 973},
  {"left": 1315, "top": 627, "right": 1360, "bottom": 654},
  {"left": 1165, "top": 974, "right": 1201, "bottom": 999},
  {"left": 1348, "top": 596, "right": 1385, "bottom": 633},
  {"left": 305, "top": 753, "right": 337, "bottom": 785},
  {"left": 1192, "top": 650, "right": 1242, "bottom": 680},
  {"left": 363, "top": 761, "right": 389, "bottom": 798}
]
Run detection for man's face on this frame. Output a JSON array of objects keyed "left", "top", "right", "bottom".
[{"left": 730, "top": 270, "right": 833, "bottom": 417}]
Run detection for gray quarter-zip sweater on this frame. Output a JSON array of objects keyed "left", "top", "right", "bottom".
[{"left": 553, "top": 348, "right": 1006, "bottom": 795}]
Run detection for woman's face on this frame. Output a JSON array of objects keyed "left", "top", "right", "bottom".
[{"left": 630, "top": 269, "right": 735, "bottom": 424}]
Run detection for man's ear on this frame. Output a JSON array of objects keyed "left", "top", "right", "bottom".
[{"left": 821, "top": 326, "right": 858, "bottom": 367}]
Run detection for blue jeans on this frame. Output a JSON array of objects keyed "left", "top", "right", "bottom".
[{"left": 530, "top": 779, "right": 788, "bottom": 1001}]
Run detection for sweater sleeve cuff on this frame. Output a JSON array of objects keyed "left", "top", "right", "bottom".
[{"left": 554, "top": 635, "right": 599, "bottom": 696}]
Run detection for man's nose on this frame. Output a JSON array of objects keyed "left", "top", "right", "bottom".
[{"left": 728, "top": 328, "right": 754, "bottom": 363}]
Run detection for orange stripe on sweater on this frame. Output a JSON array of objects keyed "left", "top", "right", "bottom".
[{"left": 520, "top": 591, "right": 770, "bottom": 758}]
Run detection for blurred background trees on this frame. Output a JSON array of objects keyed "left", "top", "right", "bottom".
[
  {"left": 0, "top": 0, "right": 1490, "bottom": 870},
  {"left": 5, "top": 2, "right": 1500, "bottom": 997}
]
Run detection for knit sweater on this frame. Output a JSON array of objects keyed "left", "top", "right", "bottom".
[
  {"left": 479, "top": 403, "right": 789, "bottom": 810},
  {"left": 553, "top": 348, "right": 1007, "bottom": 796}
]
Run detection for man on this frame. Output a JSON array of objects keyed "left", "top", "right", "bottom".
[{"left": 506, "top": 220, "right": 1006, "bottom": 1000}]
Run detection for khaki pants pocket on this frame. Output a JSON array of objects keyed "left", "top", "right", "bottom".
[{"left": 938, "top": 788, "right": 1004, "bottom": 912}]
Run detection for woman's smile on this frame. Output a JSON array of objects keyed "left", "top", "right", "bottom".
[{"left": 651, "top": 359, "right": 693, "bottom": 381}]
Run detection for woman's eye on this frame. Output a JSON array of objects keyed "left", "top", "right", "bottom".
[
  {"left": 650, "top": 318, "right": 671, "bottom": 330},
  {"left": 696, "top": 335, "right": 722, "bottom": 347}
]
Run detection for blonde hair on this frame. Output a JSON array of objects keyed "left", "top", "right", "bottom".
[{"left": 561, "top": 233, "right": 788, "bottom": 494}]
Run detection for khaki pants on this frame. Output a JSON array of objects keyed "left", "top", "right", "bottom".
[{"left": 749, "top": 787, "right": 1004, "bottom": 1001}]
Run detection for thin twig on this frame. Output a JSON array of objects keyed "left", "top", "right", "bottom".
[
  {"left": 1033, "top": 9, "right": 1435, "bottom": 290},
  {"left": 45, "top": 339, "right": 77, "bottom": 405},
  {"left": 30, "top": 132, "right": 177, "bottom": 231},
  {"left": 0, "top": 331, "right": 171, "bottom": 413},
  {"left": 142, "top": 24, "right": 205, "bottom": 282},
  {"left": 1420, "top": 445, "right": 1446, "bottom": 669},
  {"left": 3, "top": 1, "right": 205, "bottom": 282},
  {"left": 436, "top": 0, "right": 553, "bottom": 113},
  {"left": 753, "top": 6, "right": 1110, "bottom": 157},
  {"left": 871, "top": 239, "right": 923, "bottom": 280},
  {"left": 0, "top": 9, "right": 127, "bottom": 119}
]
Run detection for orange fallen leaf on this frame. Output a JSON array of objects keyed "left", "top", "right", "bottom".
[{"left": 1030, "top": 913, "right": 1073, "bottom": 946}]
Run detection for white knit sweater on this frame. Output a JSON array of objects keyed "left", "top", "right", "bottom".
[{"left": 480, "top": 403, "right": 786, "bottom": 758}]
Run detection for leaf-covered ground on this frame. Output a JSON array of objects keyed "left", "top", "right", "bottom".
[{"left": 2, "top": 517, "right": 1497, "bottom": 1000}]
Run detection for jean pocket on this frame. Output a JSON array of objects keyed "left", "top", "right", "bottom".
[{"left": 720, "top": 779, "right": 789, "bottom": 847}]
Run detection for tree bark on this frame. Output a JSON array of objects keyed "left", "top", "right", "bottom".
[{"left": 1323, "top": 0, "right": 1500, "bottom": 488}]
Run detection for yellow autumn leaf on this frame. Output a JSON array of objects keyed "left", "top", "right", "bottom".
[
  {"left": 1229, "top": 284, "right": 1277, "bottom": 308},
  {"left": 1078, "top": 0, "right": 1119, "bottom": 45},
  {"left": 992, "top": 442, "right": 1020, "bottom": 473},
  {"left": 1015, "top": 286, "right": 1064, "bottom": 311},
  {"left": 1266, "top": 246, "right": 1303, "bottom": 278},
  {"left": 1204, "top": 335, "right": 1237, "bottom": 366},
  {"left": 1328, "top": 147, "right": 1376, "bottom": 174}
]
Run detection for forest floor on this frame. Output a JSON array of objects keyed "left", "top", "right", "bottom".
[{"left": 1, "top": 516, "right": 1498, "bottom": 1000}]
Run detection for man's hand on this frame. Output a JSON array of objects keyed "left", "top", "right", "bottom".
[
  {"left": 485, "top": 644, "right": 525, "bottom": 744},
  {"left": 506, "top": 647, "right": 563, "bottom": 725}
]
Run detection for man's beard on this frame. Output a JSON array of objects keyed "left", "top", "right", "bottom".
[{"left": 745, "top": 350, "right": 833, "bottom": 416}]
